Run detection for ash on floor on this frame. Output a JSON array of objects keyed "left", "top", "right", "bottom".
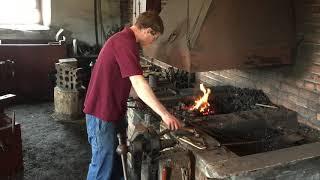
[{"left": 5, "top": 102, "right": 90, "bottom": 180}]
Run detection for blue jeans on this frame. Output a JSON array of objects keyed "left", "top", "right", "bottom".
[{"left": 86, "top": 114, "right": 125, "bottom": 180}]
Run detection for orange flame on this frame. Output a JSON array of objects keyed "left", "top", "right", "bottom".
[{"left": 190, "top": 83, "right": 211, "bottom": 113}]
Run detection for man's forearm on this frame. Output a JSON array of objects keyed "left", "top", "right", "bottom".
[{"left": 129, "top": 75, "right": 170, "bottom": 119}]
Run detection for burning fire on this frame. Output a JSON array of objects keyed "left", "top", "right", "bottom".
[{"left": 190, "top": 83, "right": 212, "bottom": 115}]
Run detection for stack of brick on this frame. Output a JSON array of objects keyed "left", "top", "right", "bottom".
[{"left": 54, "top": 58, "right": 85, "bottom": 120}]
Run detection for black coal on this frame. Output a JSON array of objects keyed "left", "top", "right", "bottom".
[{"left": 212, "top": 86, "right": 272, "bottom": 114}]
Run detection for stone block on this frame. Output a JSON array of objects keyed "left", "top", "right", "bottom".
[
  {"left": 280, "top": 83, "right": 299, "bottom": 95},
  {"left": 53, "top": 87, "right": 84, "bottom": 120},
  {"left": 58, "top": 58, "right": 78, "bottom": 67},
  {"left": 299, "top": 88, "right": 319, "bottom": 101}
]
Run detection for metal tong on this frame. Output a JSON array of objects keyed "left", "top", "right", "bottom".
[{"left": 159, "top": 127, "right": 207, "bottom": 150}]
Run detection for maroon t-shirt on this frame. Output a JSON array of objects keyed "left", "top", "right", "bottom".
[{"left": 83, "top": 27, "right": 143, "bottom": 122}]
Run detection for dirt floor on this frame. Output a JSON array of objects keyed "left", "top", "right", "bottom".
[{"left": 5, "top": 102, "right": 90, "bottom": 180}]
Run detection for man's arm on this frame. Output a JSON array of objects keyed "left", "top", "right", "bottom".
[{"left": 129, "top": 75, "right": 181, "bottom": 130}]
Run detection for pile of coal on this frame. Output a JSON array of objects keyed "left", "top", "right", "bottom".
[{"left": 212, "top": 85, "right": 272, "bottom": 114}]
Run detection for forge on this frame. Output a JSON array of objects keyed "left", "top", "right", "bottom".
[{"left": 127, "top": 84, "right": 320, "bottom": 179}]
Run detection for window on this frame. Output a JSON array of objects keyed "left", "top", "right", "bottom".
[
  {"left": 0, "top": 0, "right": 51, "bottom": 30},
  {"left": 0, "top": 0, "right": 40, "bottom": 24}
]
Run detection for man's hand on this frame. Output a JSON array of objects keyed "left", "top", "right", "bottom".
[
  {"left": 162, "top": 113, "right": 182, "bottom": 131},
  {"left": 129, "top": 75, "right": 182, "bottom": 130}
]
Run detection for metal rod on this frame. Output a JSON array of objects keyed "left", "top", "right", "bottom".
[
  {"left": 133, "top": 0, "right": 136, "bottom": 17},
  {"left": 120, "top": 153, "right": 127, "bottom": 180},
  {"left": 159, "top": 129, "right": 170, "bottom": 136},
  {"left": 117, "top": 134, "right": 128, "bottom": 180},
  {"left": 222, "top": 140, "right": 261, "bottom": 146},
  {"left": 255, "top": 103, "right": 278, "bottom": 109},
  {"left": 138, "top": 0, "right": 141, "bottom": 15},
  {"left": 187, "top": 73, "right": 191, "bottom": 88},
  {"left": 186, "top": 0, "right": 191, "bottom": 49},
  {"left": 178, "top": 136, "right": 206, "bottom": 150},
  {"left": 12, "top": 111, "right": 15, "bottom": 134}
]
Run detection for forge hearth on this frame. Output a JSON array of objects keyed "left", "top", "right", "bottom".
[
  {"left": 127, "top": 85, "right": 320, "bottom": 179},
  {"left": 164, "top": 85, "right": 274, "bottom": 115}
]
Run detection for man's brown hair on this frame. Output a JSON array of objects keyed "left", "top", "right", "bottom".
[{"left": 135, "top": 11, "right": 164, "bottom": 34}]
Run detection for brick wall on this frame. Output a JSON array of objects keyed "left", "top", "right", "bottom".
[{"left": 197, "top": 0, "right": 320, "bottom": 129}]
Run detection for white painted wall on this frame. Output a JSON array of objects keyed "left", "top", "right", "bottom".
[
  {"left": 51, "top": 0, "right": 120, "bottom": 45},
  {"left": 0, "top": 0, "right": 120, "bottom": 46}
]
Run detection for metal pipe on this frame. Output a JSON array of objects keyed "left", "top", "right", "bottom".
[
  {"left": 12, "top": 111, "right": 15, "bottom": 134},
  {"left": 117, "top": 133, "right": 128, "bottom": 180},
  {"left": 255, "top": 103, "right": 278, "bottom": 109},
  {"left": 222, "top": 140, "right": 261, "bottom": 146},
  {"left": 94, "top": 0, "right": 100, "bottom": 51}
]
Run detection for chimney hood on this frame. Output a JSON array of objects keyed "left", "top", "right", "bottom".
[{"left": 143, "top": 0, "right": 295, "bottom": 72}]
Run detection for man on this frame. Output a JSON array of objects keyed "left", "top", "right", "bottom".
[{"left": 83, "top": 11, "right": 182, "bottom": 180}]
